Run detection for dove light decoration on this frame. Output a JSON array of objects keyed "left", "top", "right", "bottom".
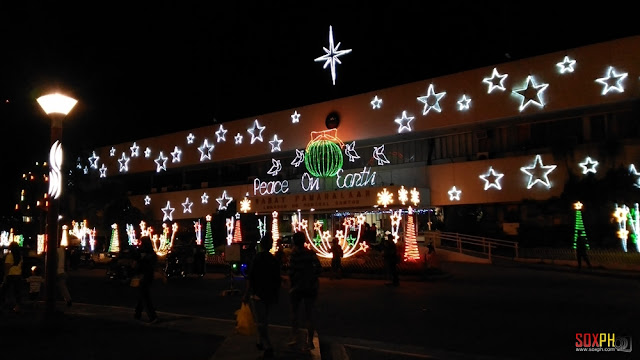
[{"left": 304, "top": 129, "right": 345, "bottom": 178}]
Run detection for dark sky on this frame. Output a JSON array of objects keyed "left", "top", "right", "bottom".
[{"left": 0, "top": 2, "right": 638, "bottom": 213}]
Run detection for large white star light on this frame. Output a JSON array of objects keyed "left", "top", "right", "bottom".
[
  {"left": 154, "top": 152, "right": 168, "bottom": 172},
  {"left": 216, "top": 190, "right": 233, "bottom": 211},
  {"left": 556, "top": 56, "right": 576, "bottom": 74},
  {"left": 579, "top": 157, "right": 598, "bottom": 174},
  {"left": 269, "top": 135, "right": 283, "bottom": 152},
  {"left": 371, "top": 96, "right": 382, "bottom": 109},
  {"left": 99, "top": 164, "right": 107, "bottom": 178},
  {"left": 198, "top": 138, "right": 214, "bottom": 161},
  {"left": 417, "top": 84, "right": 446, "bottom": 115},
  {"left": 130, "top": 142, "right": 140, "bottom": 157},
  {"left": 144, "top": 196, "right": 151, "bottom": 205},
  {"left": 248, "top": 119, "right": 266, "bottom": 144},
  {"left": 512, "top": 75, "right": 549, "bottom": 111},
  {"left": 595, "top": 66, "right": 627, "bottom": 95},
  {"left": 479, "top": 166, "right": 505, "bottom": 190},
  {"left": 182, "top": 197, "right": 193, "bottom": 214},
  {"left": 215, "top": 124, "right": 228, "bottom": 142},
  {"left": 448, "top": 186, "right": 462, "bottom": 201},
  {"left": 314, "top": 25, "right": 352, "bottom": 85},
  {"left": 457, "top": 95, "right": 471, "bottom": 111},
  {"left": 161, "top": 201, "right": 175, "bottom": 222},
  {"left": 520, "top": 154, "right": 557, "bottom": 189},
  {"left": 118, "top": 152, "right": 130, "bottom": 173},
  {"left": 394, "top": 111, "right": 414, "bottom": 133},
  {"left": 171, "top": 146, "right": 182, "bottom": 163},
  {"left": 291, "top": 111, "right": 301, "bottom": 123},
  {"left": 482, "top": 67, "right": 508, "bottom": 93},
  {"left": 88, "top": 151, "right": 100, "bottom": 169}
]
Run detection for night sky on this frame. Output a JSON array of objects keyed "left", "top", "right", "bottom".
[{"left": 0, "top": 2, "right": 638, "bottom": 214}]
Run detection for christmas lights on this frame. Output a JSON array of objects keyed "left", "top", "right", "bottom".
[
  {"left": 118, "top": 152, "right": 130, "bottom": 173},
  {"left": 269, "top": 135, "right": 283, "bottom": 152},
  {"left": 144, "top": 196, "right": 151, "bottom": 205},
  {"left": 403, "top": 207, "right": 420, "bottom": 261},
  {"left": 235, "top": 133, "right": 243, "bottom": 144},
  {"left": 314, "top": 25, "right": 352, "bottom": 85},
  {"left": 448, "top": 186, "right": 462, "bottom": 201},
  {"left": 417, "top": 84, "right": 446, "bottom": 115},
  {"left": 267, "top": 159, "right": 282, "bottom": 176},
  {"left": 556, "top": 56, "right": 576, "bottom": 74},
  {"left": 88, "top": 151, "right": 100, "bottom": 169},
  {"left": 512, "top": 75, "right": 549, "bottom": 111},
  {"left": 479, "top": 166, "right": 504, "bottom": 190},
  {"left": 377, "top": 188, "right": 393, "bottom": 207},
  {"left": 394, "top": 111, "right": 414, "bottom": 133},
  {"left": 201, "top": 192, "right": 209, "bottom": 204},
  {"left": 344, "top": 141, "right": 360, "bottom": 162},
  {"left": 187, "top": 133, "right": 195, "bottom": 144},
  {"left": 144, "top": 147, "right": 151, "bottom": 158},
  {"left": 457, "top": 94, "right": 471, "bottom": 110},
  {"left": 171, "top": 146, "right": 182, "bottom": 163},
  {"left": 161, "top": 201, "right": 175, "bottom": 222},
  {"left": 291, "top": 149, "right": 305, "bottom": 167},
  {"left": 373, "top": 145, "right": 390, "bottom": 166},
  {"left": 215, "top": 124, "right": 228, "bottom": 142},
  {"left": 130, "top": 142, "right": 140, "bottom": 157},
  {"left": 99, "top": 164, "right": 107, "bottom": 178},
  {"left": 216, "top": 190, "right": 233, "bottom": 211},
  {"left": 370, "top": 95, "right": 382, "bottom": 109},
  {"left": 520, "top": 155, "right": 557, "bottom": 189},
  {"left": 482, "top": 67, "right": 508, "bottom": 93},
  {"left": 109, "top": 223, "right": 120, "bottom": 253},
  {"left": 182, "top": 197, "right": 193, "bottom": 213},
  {"left": 198, "top": 138, "right": 214, "bottom": 161},
  {"left": 204, "top": 214, "right": 215, "bottom": 254},
  {"left": 248, "top": 119, "right": 266, "bottom": 144},
  {"left": 291, "top": 111, "right": 301, "bottom": 123},
  {"left": 595, "top": 66, "right": 627, "bottom": 95},
  {"left": 155, "top": 152, "right": 168, "bottom": 172},
  {"left": 304, "top": 129, "right": 344, "bottom": 177},
  {"left": 578, "top": 157, "right": 598, "bottom": 174}
]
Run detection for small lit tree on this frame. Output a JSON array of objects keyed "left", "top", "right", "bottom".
[
  {"left": 204, "top": 215, "right": 215, "bottom": 255},
  {"left": 109, "top": 223, "right": 120, "bottom": 253},
  {"left": 403, "top": 207, "right": 420, "bottom": 261}
]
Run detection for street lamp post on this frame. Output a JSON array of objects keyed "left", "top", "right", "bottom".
[{"left": 37, "top": 93, "right": 77, "bottom": 316}]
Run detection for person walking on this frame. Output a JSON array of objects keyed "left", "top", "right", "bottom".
[
  {"left": 383, "top": 234, "right": 399, "bottom": 286},
  {"left": 287, "top": 231, "right": 322, "bottom": 351},
  {"left": 2, "top": 242, "right": 24, "bottom": 312},
  {"left": 243, "top": 235, "right": 282, "bottom": 358},
  {"left": 576, "top": 235, "right": 592, "bottom": 270},
  {"left": 133, "top": 236, "right": 159, "bottom": 323},
  {"left": 26, "top": 266, "right": 45, "bottom": 307},
  {"left": 330, "top": 237, "right": 343, "bottom": 279},
  {"left": 57, "top": 245, "right": 73, "bottom": 307}
]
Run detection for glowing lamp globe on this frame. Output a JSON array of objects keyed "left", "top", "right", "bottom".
[
  {"left": 37, "top": 93, "right": 78, "bottom": 115},
  {"left": 304, "top": 129, "right": 344, "bottom": 178}
]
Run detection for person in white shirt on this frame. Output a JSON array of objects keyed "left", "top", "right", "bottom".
[{"left": 57, "top": 246, "right": 72, "bottom": 307}]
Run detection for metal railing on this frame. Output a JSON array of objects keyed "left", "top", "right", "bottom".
[{"left": 423, "top": 231, "right": 519, "bottom": 262}]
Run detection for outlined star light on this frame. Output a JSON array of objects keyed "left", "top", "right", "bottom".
[
  {"left": 291, "top": 111, "right": 301, "bottom": 123},
  {"left": 110, "top": 147, "right": 116, "bottom": 156},
  {"left": 595, "top": 66, "right": 627, "bottom": 95},
  {"left": 88, "top": 151, "right": 100, "bottom": 169},
  {"left": 171, "top": 146, "right": 182, "bottom": 163},
  {"left": 201, "top": 192, "right": 209, "bottom": 204},
  {"left": 417, "top": 84, "right": 446, "bottom": 115},
  {"left": 130, "top": 142, "right": 140, "bottom": 157},
  {"left": 579, "top": 157, "right": 598, "bottom": 174},
  {"left": 118, "top": 152, "right": 130, "bottom": 172},
  {"left": 248, "top": 119, "right": 265, "bottom": 144},
  {"left": 520, "top": 154, "right": 557, "bottom": 189},
  {"left": 457, "top": 94, "right": 471, "bottom": 111},
  {"left": 182, "top": 197, "right": 193, "bottom": 213},
  {"left": 161, "top": 201, "right": 175, "bottom": 222},
  {"left": 479, "top": 166, "right": 504, "bottom": 190},
  {"left": 394, "top": 111, "right": 414, "bottom": 133},
  {"left": 198, "top": 138, "right": 214, "bottom": 161},
  {"left": 215, "top": 124, "right": 228, "bottom": 142},
  {"left": 269, "top": 135, "right": 283, "bottom": 152},
  {"left": 99, "top": 164, "right": 107, "bottom": 178},
  {"left": 512, "top": 75, "right": 549, "bottom": 111},
  {"left": 144, "top": 196, "right": 151, "bottom": 205},
  {"left": 234, "top": 133, "right": 243, "bottom": 144},
  {"left": 370, "top": 96, "right": 382, "bottom": 109},
  {"left": 216, "top": 190, "right": 233, "bottom": 211},
  {"left": 144, "top": 147, "right": 151, "bottom": 158},
  {"left": 556, "top": 56, "right": 576, "bottom": 74},
  {"left": 448, "top": 186, "right": 462, "bottom": 201},
  {"left": 154, "top": 152, "right": 168, "bottom": 172},
  {"left": 187, "top": 133, "right": 195, "bottom": 144},
  {"left": 314, "top": 25, "right": 352, "bottom": 85},
  {"left": 482, "top": 67, "right": 508, "bottom": 93},
  {"left": 629, "top": 164, "right": 640, "bottom": 188}
]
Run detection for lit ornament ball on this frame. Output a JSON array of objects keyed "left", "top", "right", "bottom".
[{"left": 304, "top": 139, "right": 344, "bottom": 177}]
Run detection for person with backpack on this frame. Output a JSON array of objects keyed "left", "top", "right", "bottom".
[{"left": 287, "top": 231, "right": 321, "bottom": 351}]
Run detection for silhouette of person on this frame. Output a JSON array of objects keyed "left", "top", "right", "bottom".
[
  {"left": 576, "top": 236, "right": 591, "bottom": 270},
  {"left": 134, "top": 236, "right": 159, "bottom": 323},
  {"left": 383, "top": 234, "right": 399, "bottom": 286},
  {"left": 330, "top": 237, "right": 343, "bottom": 279}
]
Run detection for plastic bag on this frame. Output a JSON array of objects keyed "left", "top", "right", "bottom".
[{"left": 235, "top": 302, "right": 256, "bottom": 336}]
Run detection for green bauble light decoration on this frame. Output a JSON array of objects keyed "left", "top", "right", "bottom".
[{"left": 304, "top": 129, "right": 344, "bottom": 177}]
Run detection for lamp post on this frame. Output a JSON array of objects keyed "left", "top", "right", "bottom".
[{"left": 37, "top": 93, "right": 77, "bottom": 316}]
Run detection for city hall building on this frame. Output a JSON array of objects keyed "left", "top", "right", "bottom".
[{"left": 79, "top": 35, "right": 640, "bottom": 247}]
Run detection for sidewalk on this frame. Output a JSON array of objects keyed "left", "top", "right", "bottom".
[{"left": 0, "top": 301, "right": 320, "bottom": 360}]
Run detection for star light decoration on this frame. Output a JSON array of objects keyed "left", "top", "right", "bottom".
[
  {"left": 248, "top": 119, "right": 266, "bottom": 144},
  {"left": 187, "top": 133, "right": 195, "bottom": 144},
  {"left": 267, "top": 159, "right": 282, "bottom": 176},
  {"left": 144, "top": 147, "right": 152, "bottom": 158},
  {"left": 110, "top": 147, "right": 116, "bottom": 156},
  {"left": 88, "top": 151, "right": 100, "bottom": 169},
  {"left": 370, "top": 96, "right": 382, "bottom": 109},
  {"left": 118, "top": 152, "right": 130, "bottom": 173},
  {"left": 479, "top": 166, "right": 504, "bottom": 190},
  {"left": 482, "top": 67, "right": 508, "bottom": 93},
  {"left": 216, "top": 190, "right": 233, "bottom": 211},
  {"left": 201, "top": 192, "right": 209, "bottom": 204},
  {"left": 130, "top": 142, "right": 140, "bottom": 157},
  {"left": 198, "top": 138, "right": 214, "bottom": 161},
  {"left": 99, "top": 164, "right": 107, "bottom": 178},
  {"left": 269, "top": 135, "right": 283, "bottom": 152},
  {"left": 234, "top": 133, "right": 243, "bottom": 144},
  {"left": 448, "top": 186, "right": 462, "bottom": 201},
  {"left": 154, "top": 152, "right": 168, "bottom": 172},
  {"left": 394, "top": 111, "right": 414, "bottom": 133},
  {"left": 314, "top": 25, "right": 352, "bottom": 85},
  {"left": 377, "top": 188, "right": 393, "bottom": 208},
  {"left": 182, "top": 197, "right": 193, "bottom": 214},
  {"left": 520, "top": 154, "right": 557, "bottom": 189},
  {"left": 291, "top": 149, "right": 305, "bottom": 167},
  {"left": 417, "top": 84, "right": 446, "bottom": 115},
  {"left": 144, "top": 196, "right": 151, "bottom": 205},
  {"left": 628, "top": 165, "right": 640, "bottom": 188},
  {"left": 161, "top": 201, "right": 175, "bottom": 222},
  {"left": 240, "top": 197, "right": 251, "bottom": 213},
  {"left": 291, "top": 111, "right": 301, "bottom": 123},
  {"left": 171, "top": 146, "right": 182, "bottom": 163},
  {"left": 579, "top": 157, "right": 599, "bottom": 174},
  {"left": 556, "top": 56, "right": 576, "bottom": 74},
  {"left": 512, "top": 75, "right": 549, "bottom": 111},
  {"left": 595, "top": 66, "right": 627, "bottom": 95},
  {"left": 457, "top": 94, "right": 471, "bottom": 111},
  {"left": 215, "top": 125, "right": 228, "bottom": 142},
  {"left": 344, "top": 141, "right": 360, "bottom": 162}
]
